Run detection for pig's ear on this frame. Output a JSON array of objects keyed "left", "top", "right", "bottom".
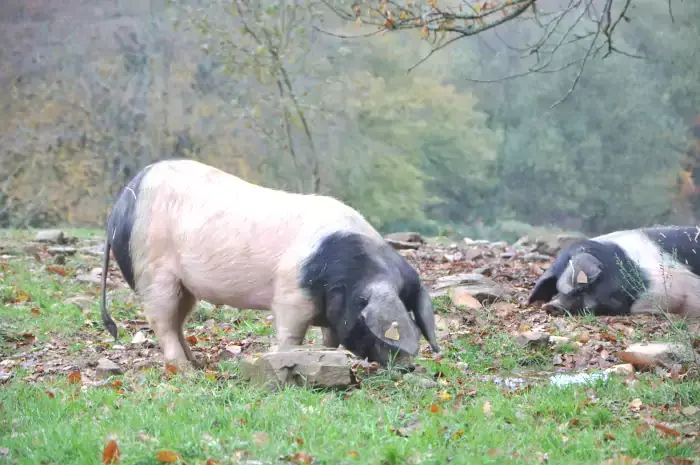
[
  {"left": 528, "top": 269, "right": 558, "bottom": 304},
  {"left": 325, "top": 285, "right": 357, "bottom": 343},
  {"left": 410, "top": 283, "right": 440, "bottom": 353}
]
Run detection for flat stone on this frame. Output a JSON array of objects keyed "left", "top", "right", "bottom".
[
  {"left": 533, "top": 233, "right": 587, "bottom": 256},
  {"left": 239, "top": 347, "right": 360, "bottom": 389},
  {"left": 34, "top": 230, "right": 65, "bottom": 244},
  {"left": 433, "top": 274, "right": 511, "bottom": 304},
  {"left": 618, "top": 342, "right": 695, "bottom": 369},
  {"left": 604, "top": 364, "right": 635, "bottom": 377},
  {"left": 131, "top": 331, "right": 148, "bottom": 345},
  {"left": 515, "top": 331, "right": 551, "bottom": 348},
  {"left": 385, "top": 232, "right": 424, "bottom": 244},
  {"left": 80, "top": 244, "right": 105, "bottom": 256},
  {"left": 96, "top": 358, "right": 124, "bottom": 378},
  {"left": 47, "top": 246, "right": 76, "bottom": 256},
  {"left": 451, "top": 289, "right": 483, "bottom": 309},
  {"left": 549, "top": 336, "right": 571, "bottom": 346},
  {"left": 64, "top": 296, "right": 94, "bottom": 309}
]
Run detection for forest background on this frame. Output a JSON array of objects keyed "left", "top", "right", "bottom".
[{"left": 1, "top": 0, "right": 698, "bottom": 242}]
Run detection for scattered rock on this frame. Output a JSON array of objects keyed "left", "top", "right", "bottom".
[
  {"left": 433, "top": 273, "right": 511, "bottom": 304},
  {"left": 34, "top": 229, "right": 65, "bottom": 244},
  {"left": 682, "top": 406, "right": 698, "bottom": 417},
  {"left": 133, "top": 360, "right": 160, "bottom": 371},
  {"left": 443, "top": 251, "right": 463, "bottom": 262},
  {"left": 464, "top": 248, "right": 483, "bottom": 261},
  {"left": 80, "top": 244, "right": 105, "bottom": 256},
  {"left": 402, "top": 373, "right": 437, "bottom": 389},
  {"left": 47, "top": 246, "right": 76, "bottom": 256},
  {"left": 450, "top": 289, "right": 483, "bottom": 309},
  {"left": 515, "top": 331, "right": 551, "bottom": 348},
  {"left": 522, "top": 253, "right": 552, "bottom": 262},
  {"left": 64, "top": 296, "right": 94, "bottom": 309},
  {"left": 131, "top": 331, "right": 148, "bottom": 345},
  {"left": 604, "top": 364, "right": 635, "bottom": 377},
  {"left": 532, "top": 233, "right": 586, "bottom": 256},
  {"left": 96, "top": 358, "right": 124, "bottom": 378},
  {"left": 220, "top": 344, "right": 243, "bottom": 360},
  {"left": 239, "top": 347, "right": 359, "bottom": 389},
  {"left": 549, "top": 336, "right": 571, "bottom": 347},
  {"left": 617, "top": 342, "right": 696, "bottom": 369},
  {"left": 76, "top": 273, "right": 117, "bottom": 289},
  {"left": 385, "top": 232, "right": 424, "bottom": 244}
]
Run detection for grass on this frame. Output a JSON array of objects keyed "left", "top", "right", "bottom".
[{"left": 1, "top": 229, "right": 699, "bottom": 465}]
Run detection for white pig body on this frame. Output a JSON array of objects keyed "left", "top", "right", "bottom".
[{"left": 100, "top": 159, "right": 439, "bottom": 367}]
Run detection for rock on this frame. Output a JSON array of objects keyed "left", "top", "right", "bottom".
[
  {"left": 451, "top": 289, "right": 483, "bottom": 309},
  {"left": 549, "top": 336, "right": 571, "bottom": 347},
  {"left": 533, "top": 233, "right": 586, "bottom": 256},
  {"left": 515, "top": 331, "right": 551, "bottom": 348},
  {"left": 64, "top": 296, "right": 94, "bottom": 310},
  {"left": 443, "top": 251, "right": 464, "bottom": 262},
  {"left": 96, "top": 358, "right": 124, "bottom": 378},
  {"left": 47, "top": 246, "right": 76, "bottom": 256},
  {"left": 76, "top": 273, "right": 117, "bottom": 289},
  {"left": 490, "top": 241, "right": 508, "bottom": 249},
  {"left": 402, "top": 373, "right": 437, "bottom": 389},
  {"left": 133, "top": 360, "right": 160, "bottom": 371},
  {"left": 435, "top": 314, "right": 461, "bottom": 333},
  {"left": 80, "top": 244, "right": 105, "bottom": 256},
  {"left": 522, "top": 252, "right": 552, "bottom": 262},
  {"left": 433, "top": 273, "right": 511, "bottom": 304},
  {"left": 239, "top": 347, "right": 359, "bottom": 389},
  {"left": 386, "top": 239, "right": 421, "bottom": 250},
  {"left": 618, "top": 342, "right": 696, "bottom": 369},
  {"left": 464, "top": 248, "right": 483, "bottom": 261},
  {"left": 34, "top": 229, "right": 65, "bottom": 244},
  {"left": 385, "top": 232, "right": 424, "bottom": 244},
  {"left": 131, "top": 331, "right": 148, "bottom": 345},
  {"left": 604, "top": 364, "right": 635, "bottom": 377},
  {"left": 500, "top": 252, "right": 515, "bottom": 259},
  {"left": 682, "top": 406, "right": 698, "bottom": 417},
  {"left": 220, "top": 344, "right": 243, "bottom": 360}
]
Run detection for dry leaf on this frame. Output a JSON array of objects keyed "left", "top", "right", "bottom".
[
  {"left": 437, "top": 391, "right": 452, "bottom": 402},
  {"left": 185, "top": 335, "right": 198, "bottom": 345},
  {"left": 205, "top": 460, "right": 219, "bottom": 465},
  {"left": 666, "top": 458, "right": 694, "bottom": 465},
  {"left": 604, "top": 432, "right": 616, "bottom": 441},
  {"left": 289, "top": 452, "right": 314, "bottom": 464},
  {"left": 602, "top": 456, "right": 639, "bottom": 465},
  {"left": 347, "top": 451, "right": 359, "bottom": 458},
  {"left": 653, "top": 423, "right": 681, "bottom": 438},
  {"left": 67, "top": 370, "right": 82, "bottom": 384},
  {"left": 629, "top": 398, "right": 643, "bottom": 411},
  {"left": 164, "top": 363, "right": 179, "bottom": 377},
  {"left": 253, "top": 431, "right": 270, "bottom": 447},
  {"left": 482, "top": 401, "right": 493, "bottom": 417},
  {"left": 102, "top": 440, "right": 120, "bottom": 464},
  {"left": 155, "top": 450, "right": 183, "bottom": 463},
  {"left": 429, "top": 404, "right": 442, "bottom": 414}
]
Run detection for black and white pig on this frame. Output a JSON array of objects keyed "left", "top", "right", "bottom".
[
  {"left": 99, "top": 159, "right": 440, "bottom": 368},
  {"left": 528, "top": 227, "right": 700, "bottom": 318}
]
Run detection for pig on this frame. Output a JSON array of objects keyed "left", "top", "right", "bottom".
[
  {"left": 99, "top": 159, "right": 440, "bottom": 368},
  {"left": 527, "top": 226, "right": 700, "bottom": 318}
]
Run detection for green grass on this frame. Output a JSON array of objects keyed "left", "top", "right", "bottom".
[{"left": 1, "top": 229, "right": 699, "bottom": 465}]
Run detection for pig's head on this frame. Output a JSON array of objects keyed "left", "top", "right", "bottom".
[
  {"left": 302, "top": 231, "right": 439, "bottom": 367},
  {"left": 327, "top": 279, "right": 438, "bottom": 366},
  {"left": 529, "top": 241, "right": 638, "bottom": 317}
]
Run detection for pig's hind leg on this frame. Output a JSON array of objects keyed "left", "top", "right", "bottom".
[{"left": 141, "top": 272, "right": 198, "bottom": 368}]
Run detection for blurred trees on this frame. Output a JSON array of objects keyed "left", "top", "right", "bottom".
[{"left": 0, "top": 0, "right": 698, "bottom": 240}]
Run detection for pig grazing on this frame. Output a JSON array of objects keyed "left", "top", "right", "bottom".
[
  {"left": 99, "top": 159, "right": 440, "bottom": 368},
  {"left": 528, "top": 226, "right": 700, "bottom": 318}
]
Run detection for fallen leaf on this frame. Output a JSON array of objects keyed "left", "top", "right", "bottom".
[
  {"left": 604, "top": 432, "right": 616, "bottom": 441},
  {"left": 67, "top": 370, "right": 82, "bottom": 384},
  {"left": 437, "top": 391, "right": 452, "bottom": 402},
  {"left": 164, "top": 363, "right": 178, "bottom": 377},
  {"left": 185, "top": 335, "right": 198, "bottom": 345},
  {"left": 635, "top": 424, "right": 650, "bottom": 437},
  {"left": 45, "top": 390, "right": 55, "bottom": 399},
  {"left": 653, "top": 423, "right": 681, "bottom": 438},
  {"left": 22, "top": 333, "right": 36, "bottom": 342},
  {"left": 205, "top": 460, "right": 219, "bottom": 465},
  {"left": 602, "top": 456, "right": 638, "bottom": 465},
  {"left": 488, "top": 448, "right": 503, "bottom": 456},
  {"left": 46, "top": 265, "right": 67, "bottom": 276},
  {"left": 155, "top": 450, "right": 183, "bottom": 463},
  {"left": 429, "top": 404, "right": 442, "bottom": 414},
  {"left": 452, "top": 429, "right": 465, "bottom": 440},
  {"left": 253, "top": 431, "right": 270, "bottom": 447},
  {"left": 289, "top": 452, "right": 314, "bottom": 464},
  {"left": 666, "top": 458, "right": 694, "bottom": 465},
  {"left": 102, "top": 440, "right": 120, "bottom": 464},
  {"left": 482, "top": 401, "right": 493, "bottom": 417},
  {"left": 629, "top": 398, "right": 643, "bottom": 411}
]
